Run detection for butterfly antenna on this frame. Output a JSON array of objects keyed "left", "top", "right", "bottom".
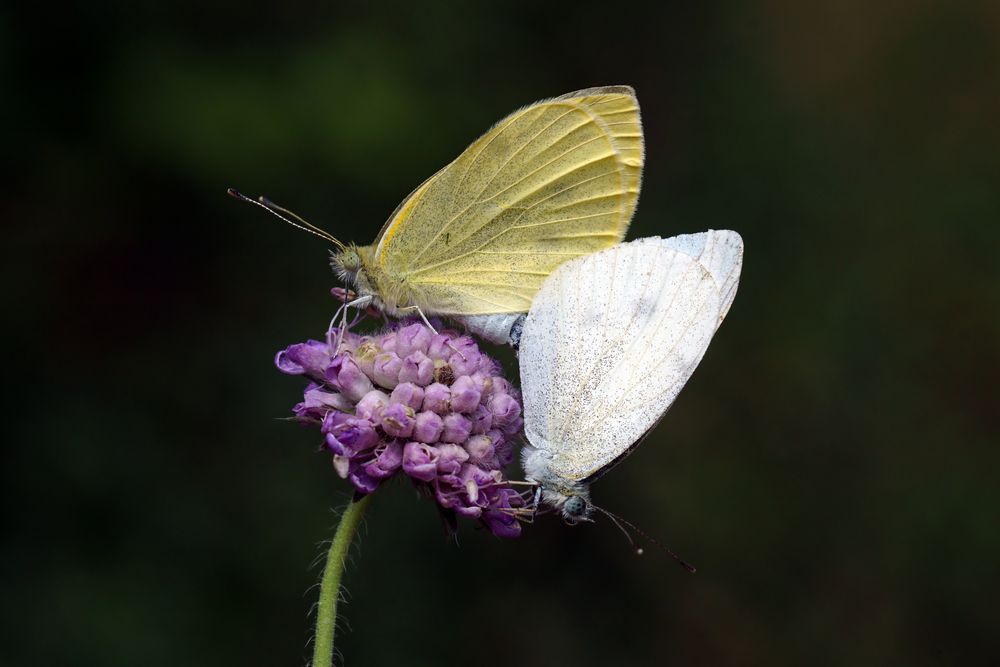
[
  {"left": 591, "top": 504, "right": 697, "bottom": 573},
  {"left": 227, "top": 188, "right": 347, "bottom": 251}
]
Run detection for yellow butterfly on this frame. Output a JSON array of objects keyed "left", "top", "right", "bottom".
[{"left": 242, "top": 86, "right": 644, "bottom": 344}]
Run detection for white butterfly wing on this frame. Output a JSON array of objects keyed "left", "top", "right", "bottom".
[
  {"left": 662, "top": 229, "right": 743, "bottom": 326},
  {"left": 520, "top": 233, "right": 743, "bottom": 483}
]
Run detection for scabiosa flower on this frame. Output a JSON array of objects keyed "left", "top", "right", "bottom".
[{"left": 276, "top": 321, "right": 525, "bottom": 537}]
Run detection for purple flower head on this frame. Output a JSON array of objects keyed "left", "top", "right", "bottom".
[{"left": 276, "top": 314, "right": 525, "bottom": 538}]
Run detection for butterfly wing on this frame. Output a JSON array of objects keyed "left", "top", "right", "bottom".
[
  {"left": 519, "top": 234, "right": 743, "bottom": 483},
  {"left": 662, "top": 230, "right": 743, "bottom": 326},
  {"left": 373, "top": 86, "right": 643, "bottom": 315}
]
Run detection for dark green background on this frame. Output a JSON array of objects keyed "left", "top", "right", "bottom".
[{"left": 4, "top": 1, "right": 998, "bottom": 665}]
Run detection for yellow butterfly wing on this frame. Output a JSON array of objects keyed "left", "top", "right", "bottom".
[{"left": 374, "top": 86, "right": 643, "bottom": 315}]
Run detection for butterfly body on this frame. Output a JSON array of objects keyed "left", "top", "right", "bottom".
[{"left": 332, "top": 244, "right": 417, "bottom": 317}]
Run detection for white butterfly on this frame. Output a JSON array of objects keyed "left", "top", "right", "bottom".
[{"left": 519, "top": 231, "right": 744, "bottom": 522}]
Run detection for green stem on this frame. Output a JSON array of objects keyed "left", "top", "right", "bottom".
[{"left": 312, "top": 494, "right": 372, "bottom": 667}]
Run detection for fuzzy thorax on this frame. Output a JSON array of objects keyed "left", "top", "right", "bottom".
[
  {"left": 330, "top": 244, "right": 417, "bottom": 316},
  {"left": 522, "top": 443, "right": 592, "bottom": 522}
]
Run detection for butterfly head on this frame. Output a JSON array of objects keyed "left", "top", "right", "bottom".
[
  {"left": 330, "top": 245, "right": 362, "bottom": 281},
  {"left": 331, "top": 244, "right": 379, "bottom": 298}
]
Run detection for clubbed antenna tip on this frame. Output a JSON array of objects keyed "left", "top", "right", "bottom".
[{"left": 226, "top": 186, "right": 346, "bottom": 250}]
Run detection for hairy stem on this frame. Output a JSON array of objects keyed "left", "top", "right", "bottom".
[{"left": 312, "top": 494, "right": 372, "bottom": 667}]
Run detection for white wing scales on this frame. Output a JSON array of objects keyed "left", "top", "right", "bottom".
[
  {"left": 662, "top": 230, "right": 743, "bottom": 325},
  {"left": 520, "top": 232, "right": 743, "bottom": 483}
]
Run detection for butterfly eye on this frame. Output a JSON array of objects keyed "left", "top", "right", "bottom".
[
  {"left": 331, "top": 248, "right": 362, "bottom": 279},
  {"left": 563, "top": 495, "right": 589, "bottom": 521},
  {"left": 343, "top": 250, "right": 360, "bottom": 271}
]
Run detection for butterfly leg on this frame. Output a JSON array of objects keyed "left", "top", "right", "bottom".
[
  {"left": 329, "top": 295, "right": 374, "bottom": 350},
  {"left": 398, "top": 305, "right": 438, "bottom": 334}
]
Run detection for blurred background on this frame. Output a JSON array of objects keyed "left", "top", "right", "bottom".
[{"left": 3, "top": 1, "right": 998, "bottom": 665}]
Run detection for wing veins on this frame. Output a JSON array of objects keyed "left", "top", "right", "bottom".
[
  {"left": 406, "top": 109, "right": 538, "bottom": 267},
  {"left": 485, "top": 135, "right": 612, "bottom": 203},
  {"left": 487, "top": 151, "right": 616, "bottom": 208},
  {"left": 405, "top": 168, "right": 623, "bottom": 277},
  {"left": 472, "top": 106, "right": 581, "bottom": 201}
]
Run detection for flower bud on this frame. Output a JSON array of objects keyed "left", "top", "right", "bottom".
[
  {"left": 398, "top": 351, "right": 434, "bottom": 385},
  {"left": 449, "top": 375, "right": 481, "bottom": 414},
  {"left": 464, "top": 434, "right": 495, "bottom": 468},
  {"left": 355, "top": 389, "right": 389, "bottom": 421},
  {"left": 427, "top": 333, "right": 455, "bottom": 360},
  {"left": 448, "top": 346, "right": 481, "bottom": 377},
  {"left": 395, "top": 323, "right": 432, "bottom": 358},
  {"left": 353, "top": 340, "right": 380, "bottom": 377},
  {"left": 489, "top": 377, "right": 513, "bottom": 397},
  {"left": 380, "top": 403, "right": 415, "bottom": 439},
  {"left": 489, "top": 393, "right": 521, "bottom": 426},
  {"left": 365, "top": 440, "right": 403, "bottom": 480},
  {"left": 402, "top": 442, "right": 439, "bottom": 482},
  {"left": 325, "top": 417, "right": 378, "bottom": 457},
  {"left": 332, "top": 356, "right": 373, "bottom": 402},
  {"left": 372, "top": 352, "right": 402, "bottom": 388},
  {"left": 348, "top": 461, "right": 380, "bottom": 494},
  {"left": 436, "top": 443, "right": 470, "bottom": 476},
  {"left": 468, "top": 372, "right": 492, "bottom": 396},
  {"left": 421, "top": 383, "right": 451, "bottom": 414},
  {"left": 441, "top": 413, "right": 472, "bottom": 444},
  {"left": 483, "top": 508, "right": 521, "bottom": 538},
  {"left": 275, "top": 340, "right": 330, "bottom": 377},
  {"left": 412, "top": 411, "right": 444, "bottom": 443},
  {"left": 301, "top": 387, "right": 352, "bottom": 412},
  {"left": 390, "top": 382, "right": 425, "bottom": 411},
  {"left": 379, "top": 332, "right": 397, "bottom": 353},
  {"left": 468, "top": 405, "right": 493, "bottom": 435}
]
